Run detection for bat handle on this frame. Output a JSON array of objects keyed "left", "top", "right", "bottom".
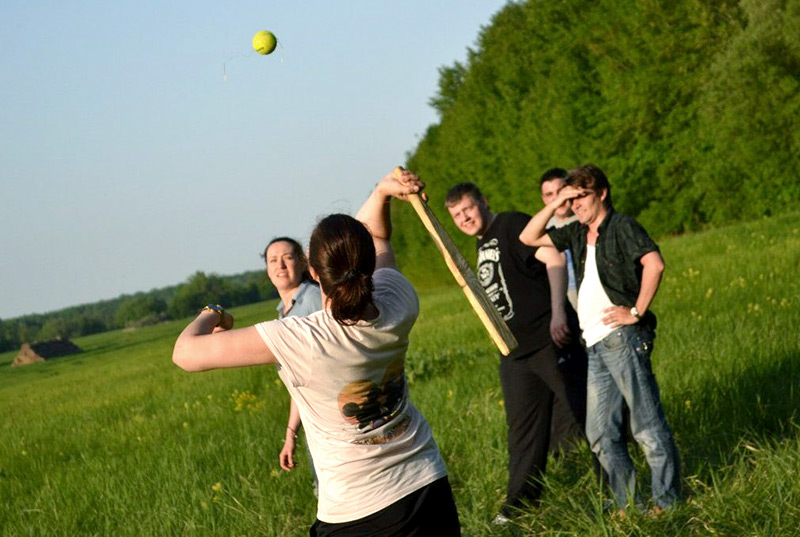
[{"left": 394, "top": 167, "right": 428, "bottom": 204}]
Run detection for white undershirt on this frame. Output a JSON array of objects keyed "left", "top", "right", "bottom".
[{"left": 577, "top": 245, "right": 616, "bottom": 347}]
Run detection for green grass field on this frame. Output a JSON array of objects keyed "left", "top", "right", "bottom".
[{"left": 2, "top": 213, "right": 799, "bottom": 536}]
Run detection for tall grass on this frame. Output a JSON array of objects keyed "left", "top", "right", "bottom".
[{"left": 1, "top": 213, "right": 798, "bottom": 536}]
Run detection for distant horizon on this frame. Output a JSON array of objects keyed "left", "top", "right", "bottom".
[
  {"left": 0, "top": 0, "right": 509, "bottom": 319},
  {"left": 2, "top": 265, "right": 272, "bottom": 320}
]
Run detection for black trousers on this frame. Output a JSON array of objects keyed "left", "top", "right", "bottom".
[
  {"left": 550, "top": 341, "right": 590, "bottom": 452},
  {"left": 310, "top": 477, "right": 460, "bottom": 537},
  {"left": 499, "top": 343, "right": 584, "bottom": 514}
]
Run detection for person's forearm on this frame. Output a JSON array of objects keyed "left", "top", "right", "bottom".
[
  {"left": 519, "top": 203, "right": 558, "bottom": 247},
  {"left": 355, "top": 183, "right": 392, "bottom": 240},
  {"left": 635, "top": 252, "right": 665, "bottom": 315},
  {"left": 546, "top": 255, "right": 568, "bottom": 317},
  {"left": 172, "top": 311, "right": 225, "bottom": 371},
  {"left": 537, "top": 246, "right": 570, "bottom": 346},
  {"left": 287, "top": 399, "right": 302, "bottom": 436},
  {"left": 172, "top": 319, "right": 276, "bottom": 372},
  {"left": 354, "top": 169, "right": 425, "bottom": 270}
]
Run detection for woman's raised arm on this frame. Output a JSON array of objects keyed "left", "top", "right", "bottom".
[
  {"left": 172, "top": 308, "right": 277, "bottom": 372},
  {"left": 354, "top": 168, "right": 424, "bottom": 270}
]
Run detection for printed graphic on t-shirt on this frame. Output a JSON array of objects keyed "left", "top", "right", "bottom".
[
  {"left": 337, "top": 358, "right": 409, "bottom": 444},
  {"left": 477, "top": 237, "right": 515, "bottom": 321}
]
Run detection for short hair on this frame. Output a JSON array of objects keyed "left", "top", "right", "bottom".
[
  {"left": 445, "top": 182, "right": 483, "bottom": 207},
  {"left": 539, "top": 167, "right": 568, "bottom": 187},
  {"left": 566, "top": 164, "right": 612, "bottom": 207}
]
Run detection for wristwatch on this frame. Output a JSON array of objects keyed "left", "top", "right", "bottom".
[
  {"left": 200, "top": 304, "right": 225, "bottom": 325},
  {"left": 630, "top": 306, "right": 641, "bottom": 319}
]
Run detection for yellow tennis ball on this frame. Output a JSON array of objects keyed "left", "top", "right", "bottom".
[{"left": 252, "top": 31, "right": 277, "bottom": 55}]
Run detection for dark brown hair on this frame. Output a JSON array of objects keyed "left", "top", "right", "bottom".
[
  {"left": 261, "top": 237, "right": 312, "bottom": 282},
  {"left": 309, "top": 214, "right": 375, "bottom": 325},
  {"left": 566, "top": 164, "right": 613, "bottom": 207}
]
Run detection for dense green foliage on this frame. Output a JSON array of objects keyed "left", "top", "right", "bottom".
[
  {"left": 394, "top": 0, "right": 800, "bottom": 286},
  {"left": 1, "top": 213, "right": 799, "bottom": 536},
  {"left": 0, "top": 270, "right": 274, "bottom": 353},
  {"left": 6, "top": 0, "right": 798, "bottom": 359},
  {"left": 115, "top": 295, "right": 168, "bottom": 327},
  {"left": 166, "top": 271, "right": 263, "bottom": 320}
]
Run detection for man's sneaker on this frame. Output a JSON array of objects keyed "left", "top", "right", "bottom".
[{"left": 492, "top": 513, "right": 512, "bottom": 526}]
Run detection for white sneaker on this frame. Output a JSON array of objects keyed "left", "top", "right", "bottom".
[{"left": 492, "top": 513, "right": 512, "bottom": 526}]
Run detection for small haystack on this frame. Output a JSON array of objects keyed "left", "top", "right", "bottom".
[{"left": 12, "top": 338, "right": 83, "bottom": 367}]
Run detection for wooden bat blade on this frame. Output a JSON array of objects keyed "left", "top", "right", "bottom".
[{"left": 407, "top": 193, "right": 518, "bottom": 356}]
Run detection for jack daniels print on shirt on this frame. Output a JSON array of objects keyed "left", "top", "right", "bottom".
[{"left": 477, "top": 237, "right": 515, "bottom": 321}]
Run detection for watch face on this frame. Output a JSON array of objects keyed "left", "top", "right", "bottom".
[{"left": 203, "top": 304, "right": 224, "bottom": 314}]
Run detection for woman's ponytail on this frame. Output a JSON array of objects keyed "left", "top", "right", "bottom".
[{"left": 309, "top": 214, "right": 376, "bottom": 325}]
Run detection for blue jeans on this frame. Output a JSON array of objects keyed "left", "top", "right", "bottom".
[{"left": 585, "top": 324, "right": 680, "bottom": 509}]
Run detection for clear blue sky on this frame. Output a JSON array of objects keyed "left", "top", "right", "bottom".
[{"left": 0, "top": 1, "right": 509, "bottom": 319}]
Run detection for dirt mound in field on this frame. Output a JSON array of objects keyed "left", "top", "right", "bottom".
[{"left": 12, "top": 338, "right": 83, "bottom": 367}]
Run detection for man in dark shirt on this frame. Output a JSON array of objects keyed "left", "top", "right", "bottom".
[
  {"left": 445, "top": 182, "right": 585, "bottom": 522},
  {"left": 519, "top": 164, "right": 680, "bottom": 515}
]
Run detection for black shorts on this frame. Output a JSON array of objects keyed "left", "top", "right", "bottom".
[{"left": 310, "top": 476, "right": 460, "bottom": 537}]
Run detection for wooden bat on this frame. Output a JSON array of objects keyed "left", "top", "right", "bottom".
[{"left": 394, "top": 168, "right": 518, "bottom": 355}]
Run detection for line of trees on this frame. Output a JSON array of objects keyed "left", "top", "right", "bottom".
[
  {"left": 5, "top": 0, "right": 798, "bottom": 350},
  {"left": 392, "top": 0, "right": 800, "bottom": 285},
  {"left": 0, "top": 270, "right": 274, "bottom": 353}
]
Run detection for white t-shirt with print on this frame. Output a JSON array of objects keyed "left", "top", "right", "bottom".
[{"left": 255, "top": 268, "right": 447, "bottom": 523}]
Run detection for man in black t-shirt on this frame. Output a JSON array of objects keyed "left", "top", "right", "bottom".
[{"left": 445, "top": 182, "right": 586, "bottom": 521}]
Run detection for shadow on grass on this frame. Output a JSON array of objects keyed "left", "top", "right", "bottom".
[
  {"left": 669, "top": 349, "right": 800, "bottom": 481},
  {"left": 80, "top": 330, "right": 176, "bottom": 355}
]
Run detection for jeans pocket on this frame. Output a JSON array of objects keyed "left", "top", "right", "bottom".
[{"left": 600, "top": 330, "right": 626, "bottom": 352}]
